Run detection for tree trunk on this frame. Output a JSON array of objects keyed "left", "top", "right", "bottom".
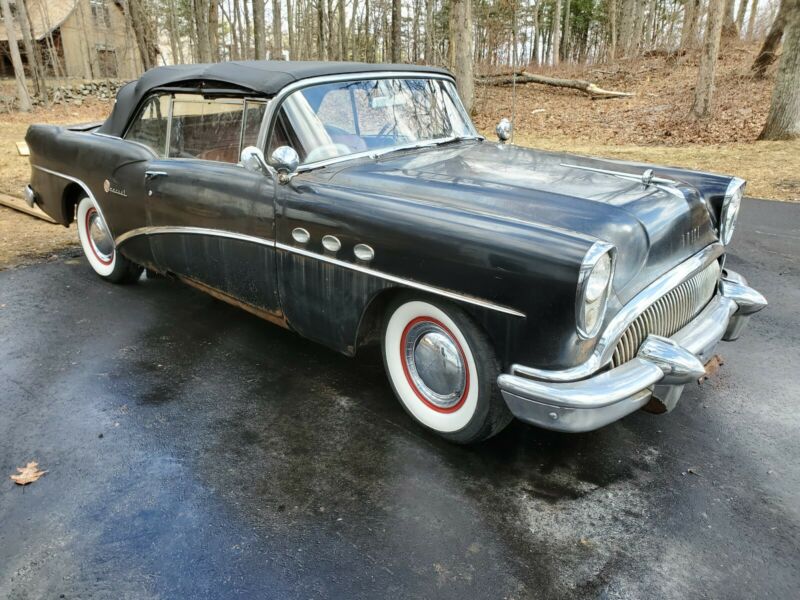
[
  {"left": 425, "top": 0, "right": 434, "bottom": 63},
  {"left": 391, "top": 0, "right": 402, "bottom": 62},
  {"left": 722, "top": 0, "right": 739, "bottom": 37},
  {"left": 736, "top": 0, "right": 750, "bottom": 31},
  {"left": 338, "top": 0, "right": 347, "bottom": 59},
  {"left": 680, "top": 0, "right": 702, "bottom": 50},
  {"left": 747, "top": 0, "right": 759, "bottom": 38},
  {"left": 287, "top": 0, "right": 295, "bottom": 58},
  {"left": 208, "top": 0, "right": 220, "bottom": 60},
  {"left": 365, "top": 0, "right": 372, "bottom": 61},
  {"left": 562, "top": 0, "right": 571, "bottom": 62},
  {"left": 17, "top": 0, "right": 45, "bottom": 101},
  {"left": 552, "top": 0, "right": 562, "bottom": 65},
  {"left": 759, "top": 0, "right": 800, "bottom": 139},
  {"left": 253, "top": 0, "right": 266, "bottom": 59},
  {"left": 752, "top": 0, "right": 788, "bottom": 76},
  {"left": 448, "top": 0, "right": 474, "bottom": 112},
  {"left": 608, "top": 0, "right": 620, "bottom": 60},
  {"left": 478, "top": 71, "right": 635, "bottom": 97},
  {"left": 0, "top": 0, "right": 31, "bottom": 110},
  {"left": 317, "top": 0, "right": 327, "bottom": 59},
  {"left": 272, "top": 0, "right": 283, "bottom": 57},
  {"left": 690, "top": 0, "right": 725, "bottom": 119}
]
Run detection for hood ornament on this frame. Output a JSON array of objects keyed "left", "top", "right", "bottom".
[{"left": 561, "top": 163, "right": 685, "bottom": 199}]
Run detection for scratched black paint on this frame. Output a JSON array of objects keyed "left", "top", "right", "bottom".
[{"left": 25, "top": 69, "right": 735, "bottom": 372}]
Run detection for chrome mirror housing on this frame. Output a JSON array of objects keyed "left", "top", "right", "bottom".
[
  {"left": 496, "top": 118, "right": 512, "bottom": 143},
  {"left": 271, "top": 146, "right": 300, "bottom": 183},
  {"left": 240, "top": 146, "right": 269, "bottom": 175}
]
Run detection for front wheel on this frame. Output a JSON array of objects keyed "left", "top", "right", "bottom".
[
  {"left": 76, "top": 196, "right": 142, "bottom": 284},
  {"left": 381, "top": 296, "right": 513, "bottom": 444}
]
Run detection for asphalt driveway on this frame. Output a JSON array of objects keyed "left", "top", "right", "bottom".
[{"left": 1, "top": 199, "right": 798, "bottom": 599}]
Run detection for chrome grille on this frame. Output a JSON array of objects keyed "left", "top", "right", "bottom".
[{"left": 611, "top": 261, "right": 721, "bottom": 367}]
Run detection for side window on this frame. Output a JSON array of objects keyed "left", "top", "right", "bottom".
[
  {"left": 168, "top": 96, "right": 245, "bottom": 163},
  {"left": 124, "top": 95, "right": 169, "bottom": 156},
  {"left": 241, "top": 100, "right": 267, "bottom": 149}
]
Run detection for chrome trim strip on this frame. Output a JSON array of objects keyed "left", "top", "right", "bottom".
[
  {"left": 114, "top": 226, "right": 275, "bottom": 248},
  {"left": 112, "top": 225, "right": 524, "bottom": 318},
  {"left": 276, "top": 242, "right": 526, "bottom": 318},
  {"left": 512, "top": 243, "right": 725, "bottom": 382},
  {"left": 31, "top": 165, "right": 114, "bottom": 235}
]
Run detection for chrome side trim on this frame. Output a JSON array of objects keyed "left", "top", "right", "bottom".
[
  {"left": 512, "top": 243, "right": 725, "bottom": 382},
  {"left": 276, "top": 242, "right": 526, "bottom": 318},
  {"left": 114, "top": 226, "right": 275, "bottom": 248},
  {"left": 112, "top": 225, "right": 524, "bottom": 318},
  {"left": 31, "top": 165, "right": 113, "bottom": 234}
]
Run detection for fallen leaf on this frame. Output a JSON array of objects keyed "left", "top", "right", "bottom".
[{"left": 10, "top": 461, "right": 47, "bottom": 485}]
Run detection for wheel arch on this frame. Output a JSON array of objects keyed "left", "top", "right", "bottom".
[{"left": 62, "top": 182, "right": 86, "bottom": 225}]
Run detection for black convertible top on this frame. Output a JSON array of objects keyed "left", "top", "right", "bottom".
[{"left": 97, "top": 60, "right": 452, "bottom": 137}]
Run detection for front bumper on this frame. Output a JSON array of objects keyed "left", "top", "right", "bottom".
[{"left": 498, "top": 269, "right": 766, "bottom": 432}]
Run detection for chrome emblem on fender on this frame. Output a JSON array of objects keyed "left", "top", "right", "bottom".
[{"left": 103, "top": 179, "right": 127, "bottom": 197}]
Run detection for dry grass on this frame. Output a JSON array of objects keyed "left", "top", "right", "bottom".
[{"left": 505, "top": 134, "right": 800, "bottom": 202}]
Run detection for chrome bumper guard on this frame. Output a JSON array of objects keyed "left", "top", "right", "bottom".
[
  {"left": 24, "top": 184, "right": 37, "bottom": 208},
  {"left": 498, "top": 269, "right": 766, "bottom": 433}
]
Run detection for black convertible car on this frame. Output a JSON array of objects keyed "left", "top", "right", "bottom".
[{"left": 25, "top": 61, "right": 766, "bottom": 443}]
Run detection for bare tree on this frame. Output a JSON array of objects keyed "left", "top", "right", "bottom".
[
  {"left": 690, "top": 0, "right": 725, "bottom": 119},
  {"left": 681, "top": 0, "right": 702, "bottom": 50},
  {"left": 16, "top": 0, "right": 46, "bottom": 102},
  {"left": 253, "top": 0, "right": 266, "bottom": 59},
  {"left": 552, "top": 0, "right": 562, "bottom": 65},
  {"left": 272, "top": 0, "right": 283, "bottom": 57},
  {"left": 391, "top": 0, "right": 401, "bottom": 61},
  {"left": 1, "top": 0, "right": 32, "bottom": 111},
  {"left": 722, "top": 0, "right": 739, "bottom": 37},
  {"left": 448, "top": 0, "right": 474, "bottom": 112},
  {"left": 752, "top": 0, "right": 788, "bottom": 76},
  {"left": 747, "top": 0, "right": 760, "bottom": 38},
  {"left": 759, "top": 0, "right": 800, "bottom": 139}
]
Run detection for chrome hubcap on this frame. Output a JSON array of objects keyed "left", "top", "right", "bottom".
[
  {"left": 403, "top": 321, "right": 466, "bottom": 409},
  {"left": 88, "top": 210, "right": 113, "bottom": 259}
]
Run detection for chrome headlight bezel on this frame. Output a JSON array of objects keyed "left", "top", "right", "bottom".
[
  {"left": 720, "top": 177, "right": 745, "bottom": 245},
  {"left": 576, "top": 242, "right": 616, "bottom": 339}
]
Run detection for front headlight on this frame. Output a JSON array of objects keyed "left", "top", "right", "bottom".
[
  {"left": 720, "top": 177, "right": 745, "bottom": 245},
  {"left": 576, "top": 242, "right": 615, "bottom": 339}
]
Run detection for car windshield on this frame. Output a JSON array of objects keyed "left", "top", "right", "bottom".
[{"left": 272, "top": 78, "right": 478, "bottom": 166}]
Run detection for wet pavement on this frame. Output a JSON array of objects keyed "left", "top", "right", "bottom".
[{"left": 1, "top": 199, "right": 798, "bottom": 599}]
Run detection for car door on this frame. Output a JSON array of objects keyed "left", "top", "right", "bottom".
[{"left": 143, "top": 95, "right": 281, "bottom": 317}]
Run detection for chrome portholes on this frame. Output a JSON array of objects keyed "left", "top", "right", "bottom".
[
  {"left": 292, "top": 227, "right": 310, "bottom": 244},
  {"left": 322, "top": 235, "right": 341, "bottom": 252},
  {"left": 402, "top": 319, "right": 467, "bottom": 410},
  {"left": 353, "top": 243, "right": 374, "bottom": 262}
]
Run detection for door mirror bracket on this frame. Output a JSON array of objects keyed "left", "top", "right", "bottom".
[{"left": 270, "top": 146, "right": 300, "bottom": 185}]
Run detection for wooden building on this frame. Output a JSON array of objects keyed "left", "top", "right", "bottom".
[{"left": 0, "top": 0, "right": 143, "bottom": 79}]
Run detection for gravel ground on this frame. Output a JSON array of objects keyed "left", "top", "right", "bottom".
[{"left": 0, "top": 199, "right": 797, "bottom": 599}]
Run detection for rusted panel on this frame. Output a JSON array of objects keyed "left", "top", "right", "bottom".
[{"left": 178, "top": 275, "right": 289, "bottom": 330}]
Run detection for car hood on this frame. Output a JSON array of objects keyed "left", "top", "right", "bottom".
[{"left": 328, "top": 141, "right": 725, "bottom": 301}]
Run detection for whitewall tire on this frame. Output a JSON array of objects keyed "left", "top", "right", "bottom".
[
  {"left": 76, "top": 197, "right": 142, "bottom": 284},
  {"left": 382, "top": 296, "right": 512, "bottom": 444}
]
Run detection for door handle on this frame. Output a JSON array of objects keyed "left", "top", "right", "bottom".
[{"left": 145, "top": 170, "right": 168, "bottom": 181}]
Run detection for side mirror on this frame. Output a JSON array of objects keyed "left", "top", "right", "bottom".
[
  {"left": 271, "top": 146, "right": 300, "bottom": 183},
  {"left": 495, "top": 118, "right": 512, "bottom": 143},
  {"left": 240, "top": 146, "right": 269, "bottom": 174}
]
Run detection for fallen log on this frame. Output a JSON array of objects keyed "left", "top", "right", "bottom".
[{"left": 476, "top": 71, "right": 634, "bottom": 99}]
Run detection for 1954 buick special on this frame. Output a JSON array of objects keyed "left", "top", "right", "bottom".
[{"left": 24, "top": 61, "right": 767, "bottom": 443}]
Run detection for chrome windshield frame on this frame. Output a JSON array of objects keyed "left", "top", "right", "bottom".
[{"left": 257, "top": 71, "right": 481, "bottom": 173}]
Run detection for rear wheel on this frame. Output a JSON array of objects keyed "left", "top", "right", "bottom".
[
  {"left": 381, "top": 296, "right": 512, "bottom": 444},
  {"left": 76, "top": 197, "right": 142, "bottom": 284}
]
